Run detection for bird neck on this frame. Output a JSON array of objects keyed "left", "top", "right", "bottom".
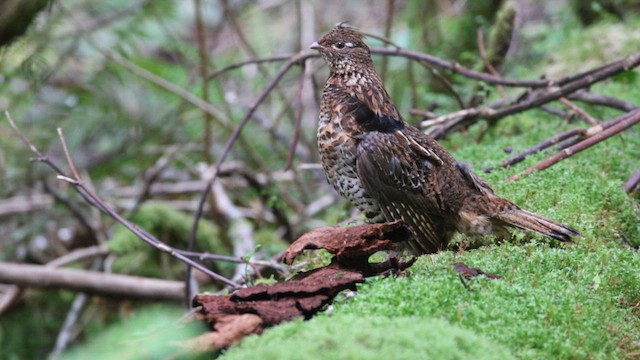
[{"left": 329, "top": 66, "right": 382, "bottom": 89}]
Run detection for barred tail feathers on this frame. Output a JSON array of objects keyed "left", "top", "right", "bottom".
[{"left": 496, "top": 209, "right": 580, "bottom": 242}]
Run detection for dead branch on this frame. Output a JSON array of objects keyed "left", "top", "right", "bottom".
[
  {"left": 568, "top": 90, "right": 639, "bottom": 112},
  {"left": 189, "top": 50, "right": 312, "bottom": 256},
  {"left": 558, "top": 97, "right": 600, "bottom": 125},
  {"left": 489, "top": 110, "right": 633, "bottom": 173},
  {"left": 0, "top": 262, "right": 184, "bottom": 301},
  {"left": 6, "top": 112, "right": 241, "bottom": 289},
  {"left": 285, "top": 61, "right": 308, "bottom": 170},
  {"left": 371, "top": 47, "right": 552, "bottom": 87},
  {"left": 485, "top": 128, "right": 586, "bottom": 173},
  {"left": 624, "top": 167, "right": 640, "bottom": 194},
  {"left": 207, "top": 55, "right": 291, "bottom": 80},
  {"left": 508, "top": 109, "right": 640, "bottom": 181},
  {"left": 420, "top": 53, "right": 640, "bottom": 138},
  {"left": 0, "top": 245, "right": 110, "bottom": 315}
]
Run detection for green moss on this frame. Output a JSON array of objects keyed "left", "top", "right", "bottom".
[
  {"left": 337, "top": 243, "right": 639, "bottom": 359},
  {"left": 223, "top": 314, "right": 513, "bottom": 360},
  {"left": 221, "top": 75, "right": 640, "bottom": 359}
]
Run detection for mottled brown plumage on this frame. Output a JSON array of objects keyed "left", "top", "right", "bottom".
[{"left": 311, "top": 24, "right": 579, "bottom": 254}]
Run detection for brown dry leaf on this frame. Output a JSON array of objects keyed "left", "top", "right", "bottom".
[{"left": 452, "top": 262, "right": 502, "bottom": 279}]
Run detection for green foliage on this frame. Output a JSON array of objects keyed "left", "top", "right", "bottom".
[
  {"left": 109, "top": 202, "right": 231, "bottom": 278},
  {"left": 0, "top": 290, "right": 75, "bottom": 360},
  {"left": 223, "top": 314, "right": 514, "bottom": 360},
  {"left": 60, "top": 305, "right": 206, "bottom": 360}
]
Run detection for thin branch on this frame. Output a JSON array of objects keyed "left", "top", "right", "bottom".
[
  {"left": 508, "top": 109, "right": 640, "bottom": 181},
  {"left": 51, "top": 292, "right": 88, "bottom": 358},
  {"left": 420, "top": 53, "right": 640, "bottom": 138},
  {"left": 207, "top": 55, "right": 291, "bottom": 80},
  {"left": 46, "top": 245, "right": 110, "bottom": 268},
  {"left": 285, "top": 61, "right": 307, "bottom": 170},
  {"left": 371, "top": 47, "right": 550, "bottom": 87},
  {"left": 189, "top": 50, "right": 312, "bottom": 254},
  {"left": 568, "top": 90, "right": 639, "bottom": 112},
  {"left": 57, "top": 128, "right": 82, "bottom": 185},
  {"left": 624, "top": 167, "right": 640, "bottom": 194},
  {"left": 489, "top": 110, "right": 633, "bottom": 172},
  {"left": 379, "top": 0, "right": 396, "bottom": 80},
  {"left": 558, "top": 97, "right": 600, "bottom": 125},
  {"left": 7, "top": 113, "right": 240, "bottom": 289},
  {"left": 0, "top": 194, "right": 53, "bottom": 217},
  {"left": 477, "top": 29, "right": 505, "bottom": 97},
  {"left": 484, "top": 128, "right": 585, "bottom": 173}
]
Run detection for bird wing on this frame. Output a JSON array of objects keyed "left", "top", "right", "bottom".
[
  {"left": 356, "top": 130, "right": 450, "bottom": 253},
  {"left": 343, "top": 93, "right": 405, "bottom": 133}
]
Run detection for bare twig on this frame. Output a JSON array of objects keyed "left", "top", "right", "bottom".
[
  {"left": 624, "top": 167, "right": 640, "bottom": 194},
  {"left": 484, "top": 128, "right": 586, "bottom": 173},
  {"left": 50, "top": 258, "right": 104, "bottom": 358},
  {"left": 568, "top": 90, "right": 639, "bottom": 112},
  {"left": 420, "top": 53, "right": 640, "bottom": 138},
  {"left": 371, "top": 47, "right": 551, "bottom": 88},
  {"left": 495, "top": 111, "right": 633, "bottom": 172},
  {"left": 0, "top": 285, "right": 22, "bottom": 315},
  {"left": 7, "top": 112, "right": 240, "bottom": 288},
  {"left": 46, "top": 245, "right": 110, "bottom": 268},
  {"left": 559, "top": 97, "right": 600, "bottom": 125},
  {"left": 57, "top": 128, "right": 82, "bottom": 185},
  {"left": 189, "top": 50, "right": 313, "bottom": 255},
  {"left": 57, "top": 4, "right": 234, "bottom": 130},
  {"left": 380, "top": 0, "right": 396, "bottom": 80},
  {"left": 477, "top": 29, "right": 505, "bottom": 97},
  {"left": 51, "top": 292, "right": 88, "bottom": 358},
  {"left": 285, "top": 61, "right": 307, "bottom": 170},
  {"left": 508, "top": 109, "right": 640, "bottom": 181},
  {"left": 207, "top": 55, "right": 292, "bottom": 80}
]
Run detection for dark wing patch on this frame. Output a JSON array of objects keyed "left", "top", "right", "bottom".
[
  {"left": 356, "top": 132, "right": 450, "bottom": 253},
  {"left": 346, "top": 97, "right": 404, "bottom": 133}
]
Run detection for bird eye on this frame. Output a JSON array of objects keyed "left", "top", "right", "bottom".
[{"left": 333, "top": 42, "right": 345, "bottom": 49}]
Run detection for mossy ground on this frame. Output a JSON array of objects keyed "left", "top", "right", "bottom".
[
  {"left": 221, "top": 32, "right": 640, "bottom": 358},
  {"left": 222, "top": 114, "right": 640, "bottom": 358}
]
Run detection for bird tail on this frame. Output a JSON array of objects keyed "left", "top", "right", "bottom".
[{"left": 496, "top": 209, "right": 580, "bottom": 242}]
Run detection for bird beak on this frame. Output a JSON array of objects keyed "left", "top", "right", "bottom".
[{"left": 309, "top": 41, "right": 322, "bottom": 50}]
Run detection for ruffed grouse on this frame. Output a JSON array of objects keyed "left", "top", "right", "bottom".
[{"left": 311, "top": 24, "right": 579, "bottom": 254}]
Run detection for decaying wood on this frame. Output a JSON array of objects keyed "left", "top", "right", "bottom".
[
  {"left": 283, "top": 220, "right": 416, "bottom": 274},
  {"left": 192, "top": 221, "right": 416, "bottom": 351}
]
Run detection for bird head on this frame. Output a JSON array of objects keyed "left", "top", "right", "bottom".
[{"left": 310, "top": 23, "right": 373, "bottom": 75}]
